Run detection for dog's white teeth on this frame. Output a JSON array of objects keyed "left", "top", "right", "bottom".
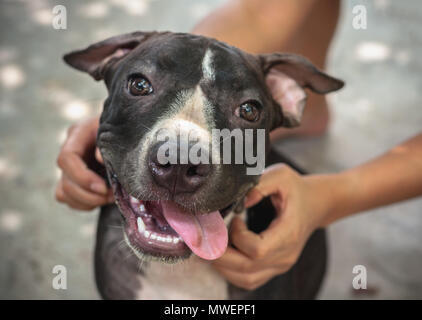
[
  {"left": 145, "top": 231, "right": 181, "bottom": 244},
  {"left": 137, "top": 217, "right": 145, "bottom": 233},
  {"left": 139, "top": 204, "right": 146, "bottom": 212}
]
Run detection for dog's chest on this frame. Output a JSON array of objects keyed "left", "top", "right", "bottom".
[
  {"left": 135, "top": 256, "right": 228, "bottom": 300},
  {"left": 134, "top": 211, "right": 245, "bottom": 300}
]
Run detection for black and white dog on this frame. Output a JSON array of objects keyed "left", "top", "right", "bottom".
[{"left": 64, "top": 31, "right": 343, "bottom": 299}]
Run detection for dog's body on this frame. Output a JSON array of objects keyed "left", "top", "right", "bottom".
[
  {"left": 64, "top": 31, "right": 342, "bottom": 300},
  {"left": 95, "top": 150, "right": 327, "bottom": 300}
]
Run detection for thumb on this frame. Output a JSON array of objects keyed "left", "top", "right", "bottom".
[
  {"left": 230, "top": 215, "right": 249, "bottom": 234},
  {"left": 244, "top": 187, "right": 264, "bottom": 208},
  {"left": 244, "top": 171, "right": 281, "bottom": 208}
]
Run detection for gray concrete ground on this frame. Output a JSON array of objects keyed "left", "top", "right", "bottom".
[{"left": 0, "top": 0, "right": 421, "bottom": 299}]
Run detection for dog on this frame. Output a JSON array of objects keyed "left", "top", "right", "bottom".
[{"left": 63, "top": 31, "right": 343, "bottom": 300}]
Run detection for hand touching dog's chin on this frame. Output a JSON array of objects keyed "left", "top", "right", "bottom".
[{"left": 110, "top": 172, "right": 233, "bottom": 263}]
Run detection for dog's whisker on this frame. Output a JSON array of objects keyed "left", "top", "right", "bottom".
[
  {"left": 117, "top": 238, "right": 128, "bottom": 247},
  {"left": 137, "top": 258, "right": 149, "bottom": 273},
  {"left": 123, "top": 247, "right": 137, "bottom": 261},
  {"left": 107, "top": 224, "right": 123, "bottom": 229},
  {"left": 106, "top": 238, "right": 127, "bottom": 261},
  {"left": 137, "top": 122, "right": 153, "bottom": 132}
]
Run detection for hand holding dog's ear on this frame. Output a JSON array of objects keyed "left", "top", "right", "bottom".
[
  {"left": 260, "top": 53, "right": 344, "bottom": 128},
  {"left": 212, "top": 164, "right": 328, "bottom": 291},
  {"left": 55, "top": 117, "right": 114, "bottom": 210}
]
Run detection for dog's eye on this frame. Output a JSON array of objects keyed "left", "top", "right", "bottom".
[
  {"left": 128, "top": 76, "right": 153, "bottom": 96},
  {"left": 236, "top": 101, "right": 260, "bottom": 122}
]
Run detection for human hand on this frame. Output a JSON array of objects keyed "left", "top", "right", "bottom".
[
  {"left": 212, "top": 164, "right": 328, "bottom": 290},
  {"left": 55, "top": 117, "right": 114, "bottom": 210}
]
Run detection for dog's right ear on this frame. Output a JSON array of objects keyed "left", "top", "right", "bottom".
[{"left": 63, "top": 31, "right": 157, "bottom": 81}]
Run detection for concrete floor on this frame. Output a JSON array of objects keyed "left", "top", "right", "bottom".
[{"left": 0, "top": 0, "right": 421, "bottom": 299}]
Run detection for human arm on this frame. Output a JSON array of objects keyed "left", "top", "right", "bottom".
[{"left": 212, "top": 133, "right": 422, "bottom": 290}]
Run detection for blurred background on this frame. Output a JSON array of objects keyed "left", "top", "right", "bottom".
[{"left": 0, "top": 0, "right": 421, "bottom": 299}]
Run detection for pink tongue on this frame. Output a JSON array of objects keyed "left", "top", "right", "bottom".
[{"left": 161, "top": 201, "right": 228, "bottom": 260}]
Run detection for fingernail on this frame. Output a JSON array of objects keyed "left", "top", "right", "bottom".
[{"left": 90, "top": 182, "right": 108, "bottom": 195}]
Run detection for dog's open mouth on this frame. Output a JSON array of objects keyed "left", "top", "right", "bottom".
[{"left": 110, "top": 174, "right": 233, "bottom": 262}]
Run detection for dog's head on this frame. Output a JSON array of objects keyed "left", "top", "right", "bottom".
[{"left": 64, "top": 31, "right": 343, "bottom": 263}]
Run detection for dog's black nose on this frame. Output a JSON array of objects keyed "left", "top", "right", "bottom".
[{"left": 148, "top": 143, "right": 212, "bottom": 194}]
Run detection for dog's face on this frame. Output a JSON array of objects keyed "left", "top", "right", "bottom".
[{"left": 64, "top": 31, "right": 343, "bottom": 263}]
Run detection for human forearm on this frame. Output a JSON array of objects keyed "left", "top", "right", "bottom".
[
  {"left": 311, "top": 134, "right": 422, "bottom": 226},
  {"left": 233, "top": 134, "right": 422, "bottom": 285}
]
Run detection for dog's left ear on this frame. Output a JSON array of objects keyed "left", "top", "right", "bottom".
[
  {"left": 259, "top": 53, "right": 344, "bottom": 128},
  {"left": 63, "top": 31, "right": 158, "bottom": 81}
]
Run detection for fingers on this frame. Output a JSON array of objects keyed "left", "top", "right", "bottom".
[
  {"left": 230, "top": 213, "right": 290, "bottom": 261},
  {"left": 64, "top": 118, "right": 98, "bottom": 156},
  {"left": 55, "top": 175, "right": 114, "bottom": 210},
  {"left": 61, "top": 174, "right": 112, "bottom": 207},
  {"left": 55, "top": 179, "right": 95, "bottom": 210},
  {"left": 55, "top": 180, "right": 88, "bottom": 210},
  {"left": 212, "top": 216, "right": 295, "bottom": 290},
  {"left": 230, "top": 217, "right": 271, "bottom": 259},
  {"left": 213, "top": 264, "right": 278, "bottom": 291},
  {"left": 244, "top": 164, "right": 287, "bottom": 208},
  {"left": 55, "top": 117, "right": 113, "bottom": 210},
  {"left": 213, "top": 163, "right": 309, "bottom": 291},
  {"left": 244, "top": 188, "right": 265, "bottom": 208},
  {"left": 57, "top": 151, "right": 108, "bottom": 195},
  {"left": 57, "top": 117, "right": 106, "bottom": 195},
  {"left": 212, "top": 247, "right": 255, "bottom": 273}
]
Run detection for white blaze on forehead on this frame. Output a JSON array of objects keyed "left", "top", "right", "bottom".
[
  {"left": 202, "top": 49, "right": 215, "bottom": 81},
  {"left": 159, "top": 86, "right": 218, "bottom": 163},
  {"left": 172, "top": 85, "right": 211, "bottom": 128},
  {"left": 145, "top": 86, "right": 213, "bottom": 133}
]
